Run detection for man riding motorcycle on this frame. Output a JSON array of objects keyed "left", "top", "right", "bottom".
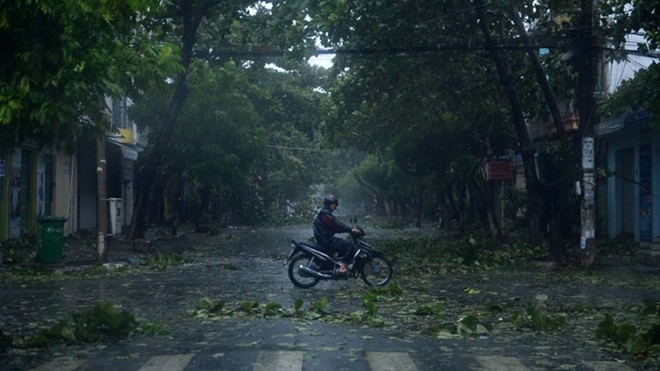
[{"left": 313, "top": 194, "right": 360, "bottom": 273}]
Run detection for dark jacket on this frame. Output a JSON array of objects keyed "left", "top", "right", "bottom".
[{"left": 313, "top": 207, "right": 352, "bottom": 246}]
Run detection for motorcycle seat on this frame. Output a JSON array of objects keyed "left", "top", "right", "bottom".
[{"left": 301, "top": 240, "right": 335, "bottom": 255}]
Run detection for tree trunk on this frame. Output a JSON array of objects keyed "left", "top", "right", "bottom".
[
  {"left": 129, "top": 1, "right": 217, "bottom": 240},
  {"left": 475, "top": 0, "right": 542, "bottom": 244},
  {"left": 508, "top": 0, "right": 565, "bottom": 137},
  {"left": 510, "top": 0, "right": 571, "bottom": 258},
  {"left": 484, "top": 179, "right": 499, "bottom": 239},
  {"left": 415, "top": 182, "right": 422, "bottom": 228}
]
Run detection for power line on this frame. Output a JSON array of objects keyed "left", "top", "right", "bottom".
[
  {"left": 208, "top": 43, "right": 658, "bottom": 59},
  {"left": 267, "top": 145, "right": 325, "bottom": 152}
]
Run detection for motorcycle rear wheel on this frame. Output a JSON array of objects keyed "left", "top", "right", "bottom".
[
  {"left": 360, "top": 256, "right": 393, "bottom": 287},
  {"left": 288, "top": 253, "right": 320, "bottom": 288}
]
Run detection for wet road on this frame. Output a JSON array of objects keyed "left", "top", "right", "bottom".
[{"left": 0, "top": 225, "right": 655, "bottom": 370}]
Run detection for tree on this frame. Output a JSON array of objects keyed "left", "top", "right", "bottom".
[
  {"left": 129, "top": 0, "right": 224, "bottom": 239},
  {"left": 237, "top": 61, "right": 327, "bottom": 217},
  {"left": 0, "top": 0, "right": 173, "bottom": 260},
  {"left": 308, "top": 0, "right": 603, "bottom": 261},
  {"left": 131, "top": 60, "right": 269, "bottom": 227},
  {"left": 474, "top": 0, "right": 554, "bottom": 254},
  {"left": 128, "top": 0, "right": 325, "bottom": 238},
  {"left": 311, "top": 0, "right": 518, "bottom": 229},
  {"left": 0, "top": 0, "right": 166, "bottom": 153},
  {"left": 601, "top": 62, "right": 660, "bottom": 121},
  {"left": 600, "top": 1, "right": 660, "bottom": 125}
]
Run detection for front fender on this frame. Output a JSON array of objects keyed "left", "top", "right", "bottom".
[{"left": 287, "top": 245, "right": 304, "bottom": 261}]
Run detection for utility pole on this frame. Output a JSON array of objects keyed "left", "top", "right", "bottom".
[
  {"left": 578, "top": 0, "right": 598, "bottom": 267},
  {"left": 97, "top": 137, "right": 108, "bottom": 262}
]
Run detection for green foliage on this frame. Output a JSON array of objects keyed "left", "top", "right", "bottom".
[
  {"left": 512, "top": 304, "right": 567, "bottom": 332},
  {"left": 640, "top": 300, "right": 660, "bottom": 316},
  {"left": 456, "top": 315, "right": 490, "bottom": 336},
  {"left": 367, "top": 281, "right": 404, "bottom": 298},
  {"left": 196, "top": 297, "right": 226, "bottom": 315},
  {"left": 596, "top": 304, "right": 660, "bottom": 357},
  {"left": 601, "top": 0, "right": 660, "bottom": 54},
  {"left": 190, "top": 299, "right": 284, "bottom": 318},
  {"left": 312, "top": 297, "right": 332, "bottom": 316},
  {"left": 294, "top": 298, "right": 304, "bottom": 314},
  {"left": 363, "top": 297, "right": 378, "bottom": 318},
  {"left": 1, "top": 237, "right": 38, "bottom": 264},
  {"left": 599, "top": 1, "right": 660, "bottom": 128},
  {"left": 0, "top": 0, "right": 168, "bottom": 152},
  {"left": 240, "top": 301, "right": 259, "bottom": 313},
  {"left": 415, "top": 303, "right": 444, "bottom": 317},
  {"left": 132, "top": 56, "right": 326, "bottom": 226},
  {"left": 188, "top": 297, "right": 323, "bottom": 320},
  {"left": 189, "top": 297, "right": 232, "bottom": 319},
  {"left": 455, "top": 236, "right": 479, "bottom": 266},
  {"left": 502, "top": 188, "right": 527, "bottom": 228},
  {"left": 143, "top": 252, "right": 191, "bottom": 270},
  {"left": 378, "top": 231, "right": 544, "bottom": 272},
  {"left": 20, "top": 302, "right": 144, "bottom": 348},
  {"left": 263, "top": 302, "right": 282, "bottom": 317},
  {"left": 600, "top": 63, "right": 660, "bottom": 129},
  {"left": 6, "top": 266, "right": 54, "bottom": 279},
  {"left": 310, "top": 0, "right": 519, "bottom": 223}
]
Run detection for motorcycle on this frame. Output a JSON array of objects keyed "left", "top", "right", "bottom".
[{"left": 286, "top": 222, "right": 393, "bottom": 288}]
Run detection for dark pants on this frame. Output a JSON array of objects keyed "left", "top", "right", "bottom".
[{"left": 323, "top": 237, "right": 355, "bottom": 264}]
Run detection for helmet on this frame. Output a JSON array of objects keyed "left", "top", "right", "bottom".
[{"left": 323, "top": 194, "right": 339, "bottom": 207}]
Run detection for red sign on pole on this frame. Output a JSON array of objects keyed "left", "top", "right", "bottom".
[{"left": 487, "top": 160, "right": 512, "bottom": 180}]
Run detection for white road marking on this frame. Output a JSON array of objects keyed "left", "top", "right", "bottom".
[
  {"left": 583, "top": 360, "right": 636, "bottom": 371},
  {"left": 29, "top": 350, "right": 631, "bottom": 371},
  {"left": 30, "top": 359, "right": 85, "bottom": 371},
  {"left": 367, "top": 351, "right": 417, "bottom": 371},
  {"left": 138, "top": 353, "right": 195, "bottom": 371},
  {"left": 475, "top": 355, "right": 528, "bottom": 370},
  {"left": 254, "top": 350, "right": 303, "bottom": 371}
]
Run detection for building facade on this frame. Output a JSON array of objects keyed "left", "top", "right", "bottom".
[
  {"left": 598, "top": 110, "right": 659, "bottom": 242},
  {"left": 0, "top": 97, "right": 140, "bottom": 241}
]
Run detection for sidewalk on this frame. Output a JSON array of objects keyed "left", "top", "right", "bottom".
[{"left": 57, "top": 229, "right": 212, "bottom": 266}]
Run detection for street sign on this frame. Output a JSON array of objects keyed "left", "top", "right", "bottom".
[{"left": 582, "top": 137, "right": 594, "bottom": 169}]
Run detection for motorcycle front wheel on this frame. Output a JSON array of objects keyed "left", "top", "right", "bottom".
[
  {"left": 360, "top": 256, "right": 393, "bottom": 287},
  {"left": 288, "top": 253, "right": 320, "bottom": 288}
]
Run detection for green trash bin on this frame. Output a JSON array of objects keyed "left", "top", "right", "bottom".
[{"left": 38, "top": 216, "right": 68, "bottom": 264}]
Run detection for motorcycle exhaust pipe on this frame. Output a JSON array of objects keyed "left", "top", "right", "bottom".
[{"left": 299, "top": 265, "right": 332, "bottom": 279}]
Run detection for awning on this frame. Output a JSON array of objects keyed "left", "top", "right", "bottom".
[{"left": 107, "top": 138, "right": 140, "bottom": 160}]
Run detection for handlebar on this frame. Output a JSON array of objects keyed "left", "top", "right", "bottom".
[{"left": 350, "top": 226, "right": 365, "bottom": 240}]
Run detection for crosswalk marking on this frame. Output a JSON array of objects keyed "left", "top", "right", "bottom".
[
  {"left": 475, "top": 355, "right": 528, "bottom": 370},
  {"left": 30, "top": 359, "right": 85, "bottom": 371},
  {"left": 254, "top": 350, "right": 303, "bottom": 371},
  {"left": 24, "top": 351, "right": 639, "bottom": 371},
  {"left": 137, "top": 353, "right": 195, "bottom": 371},
  {"left": 367, "top": 351, "right": 417, "bottom": 371},
  {"left": 583, "top": 361, "right": 636, "bottom": 371}
]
